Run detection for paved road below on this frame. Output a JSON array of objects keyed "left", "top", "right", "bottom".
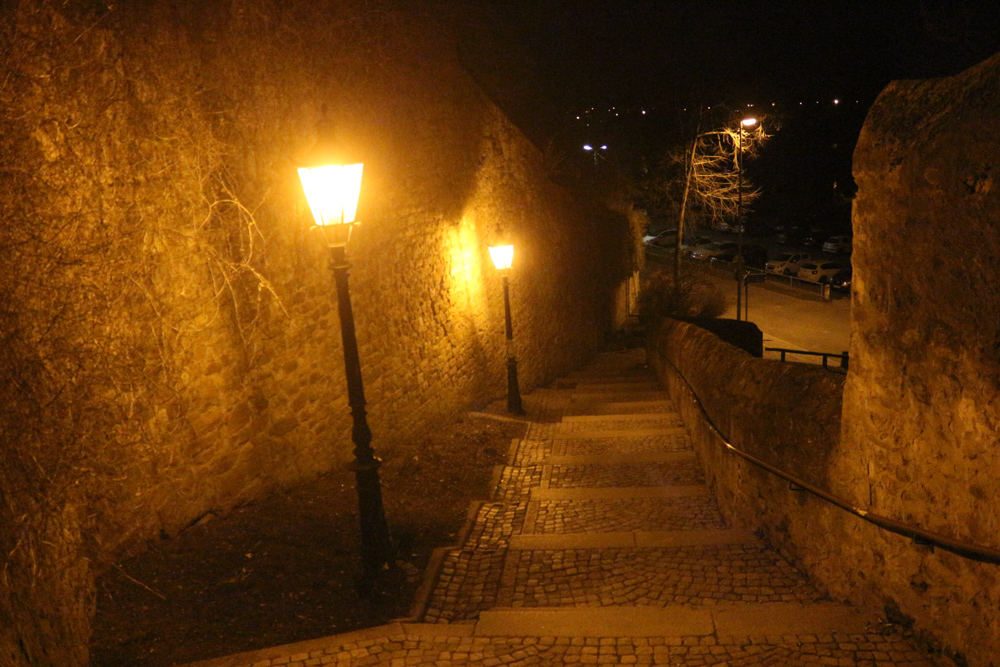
[{"left": 662, "top": 254, "right": 852, "bottom": 364}]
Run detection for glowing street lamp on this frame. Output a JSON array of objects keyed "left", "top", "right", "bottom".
[
  {"left": 736, "top": 116, "right": 757, "bottom": 321},
  {"left": 488, "top": 243, "right": 524, "bottom": 414},
  {"left": 297, "top": 163, "right": 394, "bottom": 579}
]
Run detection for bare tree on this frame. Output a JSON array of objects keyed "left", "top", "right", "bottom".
[{"left": 673, "top": 115, "right": 770, "bottom": 281}]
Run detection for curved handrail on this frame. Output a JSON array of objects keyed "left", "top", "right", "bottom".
[{"left": 660, "top": 351, "right": 1000, "bottom": 565}]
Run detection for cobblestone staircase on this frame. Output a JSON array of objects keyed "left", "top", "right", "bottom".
[{"left": 190, "top": 348, "right": 950, "bottom": 667}]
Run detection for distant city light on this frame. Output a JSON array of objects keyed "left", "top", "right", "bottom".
[
  {"left": 583, "top": 144, "right": 593, "bottom": 151},
  {"left": 834, "top": 99, "right": 840, "bottom": 104}
]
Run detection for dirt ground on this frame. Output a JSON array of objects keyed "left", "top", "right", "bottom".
[{"left": 89, "top": 406, "right": 527, "bottom": 667}]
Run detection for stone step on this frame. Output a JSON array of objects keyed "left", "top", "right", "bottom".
[
  {"left": 531, "top": 485, "right": 712, "bottom": 501},
  {"left": 474, "top": 603, "right": 878, "bottom": 638},
  {"left": 542, "top": 451, "right": 695, "bottom": 466},
  {"left": 494, "top": 543, "right": 825, "bottom": 608},
  {"left": 557, "top": 366, "right": 653, "bottom": 383},
  {"left": 561, "top": 400, "right": 675, "bottom": 416},
  {"left": 555, "top": 375, "right": 654, "bottom": 385},
  {"left": 523, "top": 496, "right": 727, "bottom": 535},
  {"left": 571, "top": 381, "right": 661, "bottom": 392},
  {"left": 508, "top": 529, "right": 759, "bottom": 550},
  {"left": 570, "top": 391, "right": 672, "bottom": 403},
  {"left": 561, "top": 412, "right": 680, "bottom": 423},
  {"left": 547, "top": 427, "right": 688, "bottom": 440}
]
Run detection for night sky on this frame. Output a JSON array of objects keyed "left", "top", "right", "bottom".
[
  {"left": 454, "top": 1, "right": 1000, "bottom": 128},
  {"left": 448, "top": 1, "right": 1000, "bottom": 229}
]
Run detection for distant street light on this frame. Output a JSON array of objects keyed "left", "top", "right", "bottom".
[
  {"left": 582, "top": 143, "right": 607, "bottom": 168},
  {"left": 488, "top": 243, "right": 524, "bottom": 414},
  {"left": 298, "top": 163, "right": 395, "bottom": 579},
  {"left": 736, "top": 116, "right": 757, "bottom": 321}
]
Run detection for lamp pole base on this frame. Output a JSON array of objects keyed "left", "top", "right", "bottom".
[{"left": 507, "top": 357, "right": 525, "bottom": 415}]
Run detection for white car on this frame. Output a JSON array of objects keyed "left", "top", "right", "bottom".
[
  {"left": 765, "top": 251, "right": 811, "bottom": 275},
  {"left": 822, "top": 235, "right": 853, "bottom": 254},
  {"left": 797, "top": 261, "right": 846, "bottom": 283}
]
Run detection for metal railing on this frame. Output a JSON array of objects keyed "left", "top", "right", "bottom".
[
  {"left": 766, "top": 347, "right": 849, "bottom": 370},
  {"left": 660, "top": 351, "right": 1000, "bottom": 565}
]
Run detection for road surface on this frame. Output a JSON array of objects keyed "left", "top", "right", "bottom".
[{"left": 650, "top": 252, "right": 852, "bottom": 366}]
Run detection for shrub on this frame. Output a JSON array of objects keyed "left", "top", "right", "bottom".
[{"left": 637, "top": 268, "right": 727, "bottom": 323}]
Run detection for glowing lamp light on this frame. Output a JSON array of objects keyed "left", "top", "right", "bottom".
[
  {"left": 297, "top": 163, "right": 363, "bottom": 227},
  {"left": 489, "top": 244, "right": 514, "bottom": 271},
  {"left": 741, "top": 117, "right": 758, "bottom": 128},
  {"left": 583, "top": 144, "right": 593, "bottom": 151}
]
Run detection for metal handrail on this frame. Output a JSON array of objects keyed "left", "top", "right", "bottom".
[
  {"left": 660, "top": 350, "right": 1000, "bottom": 565},
  {"left": 765, "top": 347, "right": 848, "bottom": 370}
]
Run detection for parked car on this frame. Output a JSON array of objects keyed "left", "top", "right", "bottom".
[
  {"left": 822, "top": 235, "right": 853, "bottom": 254},
  {"left": 688, "top": 242, "right": 738, "bottom": 261},
  {"left": 803, "top": 230, "right": 826, "bottom": 248},
  {"left": 680, "top": 235, "right": 712, "bottom": 249},
  {"left": 715, "top": 221, "right": 744, "bottom": 234},
  {"left": 830, "top": 268, "right": 853, "bottom": 292},
  {"left": 643, "top": 229, "right": 677, "bottom": 247},
  {"left": 766, "top": 251, "right": 811, "bottom": 275},
  {"left": 775, "top": 227, "right": 808, "bottom": 245},
  {"left": 709, "top": 245, "right": 768, "bottom": 269},
  {"left": 797, "top": 261, "right": 845, "bottom": 283}
]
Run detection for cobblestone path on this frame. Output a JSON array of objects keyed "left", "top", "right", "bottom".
[{"left": 188, "top": 349, "right": 951, "bottom": 667}]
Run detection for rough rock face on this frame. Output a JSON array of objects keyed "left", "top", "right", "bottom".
[
  {"left": 845, "top": 52, "right": 1000, "bottom": 665},
  {"left": 0, "top": 1, "right": 635, "bottom": 664}
]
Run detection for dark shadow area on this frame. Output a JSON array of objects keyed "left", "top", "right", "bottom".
[{"left": 90, "top": 412, "right": 526, "bottom": 667}]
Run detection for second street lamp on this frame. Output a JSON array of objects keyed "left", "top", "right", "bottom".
[
  {"left": 736, "top": 116, "right": 757, "bottom": 321},
  {"left": 298, "top": 163, "right": 394, "bottom": 579},
  {"left": 488, "top": 243, "right": 524, "bottom": 415}
]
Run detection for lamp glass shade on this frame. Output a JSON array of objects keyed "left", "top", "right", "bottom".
[
  {"left": 298, "top": 163, "right": 363, "bottom": 226},
  {"left": 488, "top": 244, "right": 514, "bottom": 270}
]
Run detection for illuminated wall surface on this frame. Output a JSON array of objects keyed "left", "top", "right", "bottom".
[
  {"left": 0, "top": 1, "right": 635, "bottom": 663},
  {"left": 844, "top": 51, "right": 1000, "bottom": 667}
]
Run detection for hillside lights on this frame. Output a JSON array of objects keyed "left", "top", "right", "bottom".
[
  {"left": 297, "top": 162, "right": 395, "bottom": 580},
  {"left": 488, "top": 242, "right": 524, "bottom": 414}
]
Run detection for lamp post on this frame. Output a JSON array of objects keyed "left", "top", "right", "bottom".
[
  {"left": 298, "top": 163, "right": 394, "bottom": 578},
  {"left": 735, "top": 116, "right": 757, "bottom": 321},
  {"left": 488, "top": 243, "right": 524, "bottom": 414}
]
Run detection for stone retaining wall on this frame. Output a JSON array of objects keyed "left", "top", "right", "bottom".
[
  {"left": 844, "top": 52, "right": 1000, "bottom": 667},
  {"left": 649, "top": 318, "right": 994, "bottom": 666},
  {"left": 0, "top": 1, "right": 634, "bottom": 663}
]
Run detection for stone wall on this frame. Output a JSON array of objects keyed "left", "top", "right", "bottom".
[
  {"left": 648, "top": 320, "right": 847, "bottom": 563},
  {"left": 0, "top": 1, "right": 633, "bottom": 664},
  {"left": 844, "top": 52, "right": 1000, "bottom": 666},
  {"left": 652, "top": 269, "right": 1000, "bottom": 665}
]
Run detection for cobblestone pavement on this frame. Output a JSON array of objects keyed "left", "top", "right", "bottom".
[{"left": 185, "top": 349, "right": 952, "bottom": 667}]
